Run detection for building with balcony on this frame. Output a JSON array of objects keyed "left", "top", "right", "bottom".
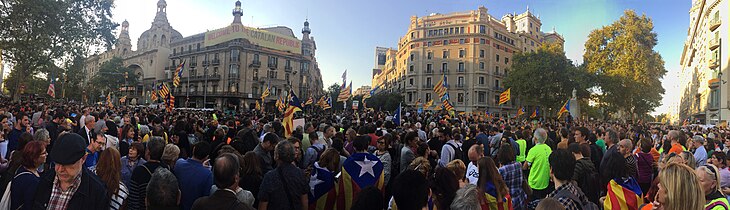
[
  {"left": 678, "top": 0, "right": 727, "bottom": 125},
  {"left": 353, "top": 85, "right": 372, "bottom": 96},
  {"left": 371, "top": 6, "right": 564, "bottom": 115},
  {"left": 84, "top": 0, "right": 324, "bottom": 110}
]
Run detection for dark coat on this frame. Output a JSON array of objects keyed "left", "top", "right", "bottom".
[
  {"left": 31, "top": 168, "right": 110, "bottom": 210},
  {"left": 191, "top": 190, "right": 253, "bottom": 210}
]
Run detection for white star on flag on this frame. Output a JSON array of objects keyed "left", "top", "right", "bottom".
[{"left": 355, "top": 157, "right": 376, "bottom": 177}]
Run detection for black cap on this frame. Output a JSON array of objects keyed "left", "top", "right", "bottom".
[{"left": 50, "top": 133, "right": 87, "bottom": 165}]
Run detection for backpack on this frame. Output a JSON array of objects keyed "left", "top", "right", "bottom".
[
  {"left": 554, "top": 186, "right": 599, "bottom": 210},
  {"left": 576, "top": 165, "right": 601, "bottom": 205},
  {"left": 0, "top": 171, "right": 32, "bottom": 209},
  {"left": 446, "top": 143, "right": 464, "bottom": 162},
  {"left": 308, "top": 145, "right": 324, "bottom": 165}
]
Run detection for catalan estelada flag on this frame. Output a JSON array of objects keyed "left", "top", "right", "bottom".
[
  {"left": 424, "top": 99, "right": 433, "bottom": 109},
  {"left": 558, "top": 99, "right": 570, "bottom": 117},
  {"left": 166, "top": 95, "right": 175, "bottom": 112},
  {"left": 173, "top": 60, "right": 185, "bottom": 87},
  {"left": 336, "top": 152, "right": 384, "bottom": 210},
  {"left": 150, "top": 83, "right": 159, "bottom": 101},
  {"left": 442, "top": 99, "right": 454, "bottom": 111},
  {"left": 309, "top": 162, "right": 338, "bottom": 210},
  {"left": 483, "top": 182, "right": 513, "bottom": 210},
  {"left": 283, "top": 90, "right": 302, "bottom": 137},
  {"left": 338, "top": 81, "right": 352, "bottom": 102},
  {"left": 530, "top": 107, "right": 538, "bottom": 118},
  {"left": 499, "top": 88, "right": 511, "bottom": 105},
  {"left": 261, "top": 84, "right": 270, "bottom": 100},
  {"left": 305, "top": 96, "right": 314, "bottom": 106},
  {"left": 106, "top": 93, "right": 113, "bottom": 108},
  {"left": 159, "top": 83, "right": 170, "bottom": 97},
  {"left": 276, "top": 96, "right": 285, "bottom": 112},
  {"left": 517, "top": 107, "right": 525, "bottom": 116},
  {"left": 255, "top": 100, "right": 261, "bottom": 111},
  {"left": 604, "top": 178, "right": 643, "bottom": 210},
  {"left": 434, "top": 74, "right": 449, "bottom": 100}
]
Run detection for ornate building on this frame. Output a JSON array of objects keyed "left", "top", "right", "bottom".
[
  {"left": 678, "top": 0, "right": 726, "bottom": 125},
  {"left": 372, "top": 6, "right": 564, "bottom": 115},
  {"left": 85, "top": 0, "right": 324, "bottom": 110}
]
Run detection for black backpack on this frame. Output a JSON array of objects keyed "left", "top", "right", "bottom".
[
  {"left": 577, "top": 168, "right": 601, "bottom": 205},
  {"left": 446, "top": 143, "right": 464, "bottom": 162}
]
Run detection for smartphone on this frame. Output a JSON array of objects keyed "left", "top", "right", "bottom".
[{"left": 70, "top": 113, "right": 77, "bottom": 118}]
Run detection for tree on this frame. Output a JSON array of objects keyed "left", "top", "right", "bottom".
[
  {"left": 583, "top": 10, "right": 666, "bottom": 118},
  {"left": 504, "top": 42, "right": 594, "bottom": 117},
  {"left": 365, "top": 92, "right": 403, "bottom": 112},
  {"left": 326, "top": 83, "right": 343, "bottom": 111},
  {"left": 89, "top": 57, "right": 137, "bottom": 99},
  {"left": 0, "top": 0, "right": 117, "bottom": 99}
]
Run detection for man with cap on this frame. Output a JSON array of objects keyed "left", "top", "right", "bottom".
[
  {"left": 31, "top": 133, "right": 110, "bottom": 210},
  {"left": 693, "top": 135, "right": 708, "bottom": 166}
]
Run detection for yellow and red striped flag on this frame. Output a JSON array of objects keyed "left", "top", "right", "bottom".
[
  {"left": 483, "top": 188, "right": 513, "bottom": 210},
  {"left": 305, "top": 96, "right": 314, "bottom": 106},
  {"left": 159, "top": 83, "right": 170, "bottom": 97},
  {"left": 261, "top": 85, "right": 270, "bottom": 100},
  {"left": 516, "top": 107, "right": 525, "bottom": 116},
  {"left": 336, "top": 153, "right": 384, "bottom": 210},
  {"left": 424, "top": 99, "right": 433, "bottom": 109},
  {"left": 309, "top": 163, "right": 338, "bottom": 210},
  {"left": 106, "top": 93, "right": 113, "bottom": 108},
  {"left": 530, "top": 107, "right": 538, "bottom": 118},
  {"left": 434, "top": 74, "right": 448, "bottom": 99},
  {"left": 166, "top": 95, "right": 175, "bottom": 112},
  {"left": 604, "top": 178, "right": 643, "bottom": 210},
  {"left": 173, "top": 60, "right": 185, "bottom": 87},
  {"left": 337, "top": 81, "right": 352, "bottom": 102},
  {"left": 150, "top": 84, "right": 159, "bottom": 101},
  {"left": 255, "top": 100, "right": 261, "bottom": 111},
  {"left": 442, "top": 99, "right": 454, "bottom": 111},
  {"left": 283, "top": 90, "right": 302, "bottom": 137},
  {"left": 498, "top": 88, "right": 511, "bottom": 105},
  {"left": 557, "top": 99, "right": 570, "bottom": 117}
]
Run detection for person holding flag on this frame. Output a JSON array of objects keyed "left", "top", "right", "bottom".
[
  {"left": 338, "top": 81, "right": 352, "bottom": 102},
  {"left": 517, "top": 107, "right": 525, "bottom": 116},
  {"left": 530, "top": 107, "right": 539, "bottom": 118},
  {"left": 499, "top": 88, "right": 511, "bottom": 105},
  {"left": 47, "top": 77, "right": 56, "bottom": 98},
  {"left": 393, "top": 103, "right": 402, "bottom": 126},
  {"left": 173, "top": 60, "right": 186, "bottom": 87},
  {"left": 283, "top": 90, "right": 302, "bottom": 137},
  {"left": 424, "top": 99, "right": 433, "bottom": 110}
]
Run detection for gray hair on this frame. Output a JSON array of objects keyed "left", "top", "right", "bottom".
[
  {"left": 146, "top": 168, "right": 179, "bottom": 208},
  {"left": 533, "top": 128, "right": 548, "bottom": 144},
  {"left": 162, "top": 144, "right": 180, "bottom": 164},
  {"left": 33, "top": 128, "right": 50, "bottom": 141},
  {"left": 450, "top": 184, "right": 480, "bottom": 210},
  {"left": 606, "top": 129, "right": 619, "bottom": 144},
  {"left": 668, "top": 130, "right": 680, "bottom": 142},
  {"left": 692, "top": 135, "right": 706, "bottom": 144},
  {"left": 275, "top": 140, "right": 295, "bottom": 163},
  {"left": 619, "top": 139, "right": 633, "bottom": 149}
]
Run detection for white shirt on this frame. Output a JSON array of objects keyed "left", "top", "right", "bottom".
[{"left": 466, "top": 161, "right": 479, "bottom": 185}]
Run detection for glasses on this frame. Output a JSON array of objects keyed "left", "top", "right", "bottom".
[
  {"left": 96, "top": 141, "right": 106, "bottom": 146},
  {"left": 377, "top": 141, "right": 385, "bottom": 144}
]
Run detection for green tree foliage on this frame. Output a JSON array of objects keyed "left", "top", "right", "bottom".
[
  {"left": 504, "top": 42, "right": 594, "bottom": 116},
  {"left": 326, "top": 83, "right": 343, "bottom": 111},
  {"left": 364, "top": 92, "right": 403, "bottom": 111},
  {"left": 89, "top": 57, "right": 137, "bottom": 97},
  {"left": 0, "top": 0, "right": 118, "bottom": 98},
  {"left": 583, "top": 10, "right": 666, "bottom": 117}
]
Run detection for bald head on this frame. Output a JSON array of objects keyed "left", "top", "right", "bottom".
[{"left": 618, "top": 139, "right": 633, "bottom": 156}]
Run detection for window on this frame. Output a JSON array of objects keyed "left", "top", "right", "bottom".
[
  {"left": 494, "top": 95, "right": 500, "bottom": 105},
  {"left": 285, "top": 60, "right": 291, "bottom": 69},
  {"left": 449, "top": 28, "right": 454, "bottom": 34},
  {"left": 173, "top": 49, "right": 176, "bottom": 55},
  {"left": 480, "top": 39, "right": 486, "bottom": 44},
  {"left": 458, "top": 76, "right": 464, "bottom": 86},
  {"left": 426, "top": 77, "right": 432, "bottom": 86},
  {"left": 460, "top": 27, "right": 464, "bottom": 34},
  {"left": 496, "top": 54, "right": 500, "bottom": 62},
  {"left": 213, "top": 67, "right": 219, "bottom": 75},
  {"left": 285, "top": 73, "right": 290, "bottom": 82},
  {"left": 188, "top": 45, "right": 192, "bottom": 52},
  {"left": 459, "top": 50, "right": 465, "bottom": 58},
  {"left": 443, "top": 39, "right": 449, "bottom": 46},
  {"left": 478, "top": 92, "right": 485, "bottom": 103},
  {"left": 442, "top": 51, "right": 448, "bottom": 59},
  {"left": 459, "top": 39, "right": 465, "bottom": 44},
  {"left": 409, "top": 65, "right": 414, "bottom": 72},
  {"left": 458, "top": 62, "right": 465, "bottom": 72},
  {"left": 408, "top": 93, "right": 413, "bottom": 102},
  {"left": 427, "top": 41, "right": 432, "bottom": 47},
  {"left": 229, "top": 64, "right": 239, "bottom": 78},
  {"left": 458, "top": 93, "right": 464, "bottom": 102},
  {"left": 531, "top": 41, "right": 535, "bottom": 46},
  {"left": 409, "top": 78, "right": 414, "bottom": 86},
  {"left": 410, "top": 54, "right": 414, "bottom": 61},
  {"left": 196, "top": 43, "right": 200, "bottom": 51},
  {"left": 253, "top": 69, "right": 259, "bottom": 80},
  {"left": 505, "top": 57, "right": 509, "bottom": 64},
  {"left": 442, "top": 63, "right": 448, "bottom": 72},
  {"left": 480, "top": 50, "right": 485, "bottom": 58},
  {"left": 427, "top": 64, "right": 433, "bottom": 72},
  {"left": 253, "top": 54, "right": 259, "bottom": 62},
  {"left": 479, "top": 77, "right": 485, "bottom": 85},
  {"left": 427, "top": 52, "right": 433, "bottom": 59},
  {"left": 495, "top": 66, "right": 499, "bottom": 74},
  {"left": 426, "top": 93, "right": 431, "bottom": 102},
  {"left": 479, "top": 25, "right": 486, "bottom": 34},
  {"left": 230, "top": 49, "right": 239, "bottom": 62},
  {"left": 495, "top": 80, "right": 500, "bottom": 88},
  {"left": 480, "top": 62, "right": 485, "bottom": 69}
]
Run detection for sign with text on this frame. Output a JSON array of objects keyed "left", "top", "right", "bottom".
[{"left": 204, "top": 23, "right": 301, "bottom": 54}]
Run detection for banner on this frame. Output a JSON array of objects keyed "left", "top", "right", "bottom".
[
  {"left": 204, "top": 23, "right": 302, "bottom": 54},
  {"left": 352, "top": 100, "right": 359, "bottom": 110}
]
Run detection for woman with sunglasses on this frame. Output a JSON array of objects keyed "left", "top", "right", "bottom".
[
  {"left": 696, "top": 164, "right": 730, "bottom": 210},
  {"left": 375, "top": 136, "right": 391, "bottom": 186}
]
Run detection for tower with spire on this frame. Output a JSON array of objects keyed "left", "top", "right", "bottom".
[
  {"left": 137, "top": 0, "right": 182, "bottom": 51},
  {"left": 232, "top": 0, "right": 243, "bottom": 24},
  {"left": 115, "top": 20, "right": 133, "bottom": 56},
  {"left": 301, "top": 19, "right": 316, "bottom": 57}
]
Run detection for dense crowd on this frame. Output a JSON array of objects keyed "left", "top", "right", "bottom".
[{"left": 0, "top": 98, "right": 726, "bottom": 210}]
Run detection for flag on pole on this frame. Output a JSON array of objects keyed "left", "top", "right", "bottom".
[
  {"left": 308, "top": 162, "right": 338, "bottom": 210},
  {"left": 166, "top": 95, "right": 175, "bottom": 112},
  {"left": 338, "top": 81, "right": 352, "bottom": 102},
  {"left": 159, "top": 83, "right": 170, "bottom": 97},
  {"left": 499, "top": 88, "right": 511, "bottom": 105},
  {"left": 173, "top": 60, "right": 186, "bottom": 87},
  {"left": 604, "top": 178, "right": 643, "bottom": 210},
  {"left": 517, "top": 107, "right": 525, "bottom": 116},
  {"left": 120, "top": 96, "right": 127, "bottom": 104},
  {"left": 336, "top": 153, "right": 384, "bottom": 210},
  {"left": 323, "top": 96, "right": 332, "bottom": 110},
  {"left": 276, "top": 96, "right": 286, "bottom": 112},
  {"left": 530, "top": 107, "right": 539, "bottom": 118},
  {"left": 557, "top": 99, "right": 571, "bottom": 118},
  {"left": 305, "top": 96, "right": 314, "bottom": 106},
  {"left": 47, "top": 78, "right": 56, "bottom": 98},
  {"left": 393, "top": 103, "right": 402, "bottom": 126},
  {"left": 150, "top": 83, "right": 159, "bottom": 102},
  {"left": 255, "top": 100, "right": 261, "bottom": 111},
  {"left": 341, "top": 70, "right": 347, "bottom": 88},
  {"left": 434, "top": 74, "right": 449, "bottom": 100},
  {"left": 415, "top": 99, "right": 421, "bottom": 108},
  {"left": 443, "top": 100, "right": 454, "bottom": 111},
  {"left": 261, "top": 84, "right": 270, "bottom": 99},
  {"left": 283, "top": 90, "right": 303, "bottom": 137},
  {"left": 106, "top": 93, "right": 113, "bottom": 108},
  {"left": 424, "top": 99, "right": 433, "bottom": 109}
]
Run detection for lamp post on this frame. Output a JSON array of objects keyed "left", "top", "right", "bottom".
[{"left": 203, "top": 53, "right": 209, "bottom": 109}]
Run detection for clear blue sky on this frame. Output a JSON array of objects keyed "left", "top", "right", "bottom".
[{"left": 115, "top": 0, "right": 690, "bottom": 115}]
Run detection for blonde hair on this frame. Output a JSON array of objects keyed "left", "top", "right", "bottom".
[
  {"left": 446, "top": 159, "right": 466, "bottom": 181},
  {"left": 409, "top": 157, "right": 431, "bottom": 177},
  {"left": 162, "top": 144, "right": 180, "bottom": 164},
  {"left": 658, "top": 163, "right": 705, "bottom": 210},
  {"left": 697, "top": 165, "right": 722, "bottom": 193}
]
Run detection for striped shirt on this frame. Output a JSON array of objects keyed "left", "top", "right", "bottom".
[{"left": 110, "top": 182, "right": 128, "bottom": 210}]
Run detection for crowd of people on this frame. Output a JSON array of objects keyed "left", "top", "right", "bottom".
[{"left": 0, "top": 98, "right": 727, "bottom": 210}]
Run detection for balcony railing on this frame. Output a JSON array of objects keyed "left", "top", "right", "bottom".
[
  {"left": 422, "top": 84, "right": 434, "bottom": 89},
  {"left": 249, "top": 60, "right": 261, "bottom": 68},
  {"left": 202, "top": 61, "right": 209, "bottom": 66},
  {"left": 425, "top": 69, "right": 434, "bottom": 74},
  {"left": 709, "top": 17, "right": 721, "bottom": 31},
  {"left": 284, "top": 65, "right": 293, "bottom": 72},
  {"left": 440, "top": 69, "right": 449, "bottom": 73},
  {"left": 211, "top": 59, "right": 220, "bottom": 65},
  {"left": 184, "top": 74, "right": 221, "bottom": 81},
  {"left": 456, "top": 83, "right": 466, "bottom": 88},
  {"left": 268, "top": 63, "right": 278, "bottom": 69},
  {"left": 709, "top": 57, "right": 720, "bottom": 69},
  {"left": 709, "top": 38, "right": 720, "bottom": 50}
]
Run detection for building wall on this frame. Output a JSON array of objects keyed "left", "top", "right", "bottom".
[
  {"left": 678, "top": 0, "right": 727, "bottom": 125},
  {"left": 373, "top": 6, "right": 563, "bottom": 115}
]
